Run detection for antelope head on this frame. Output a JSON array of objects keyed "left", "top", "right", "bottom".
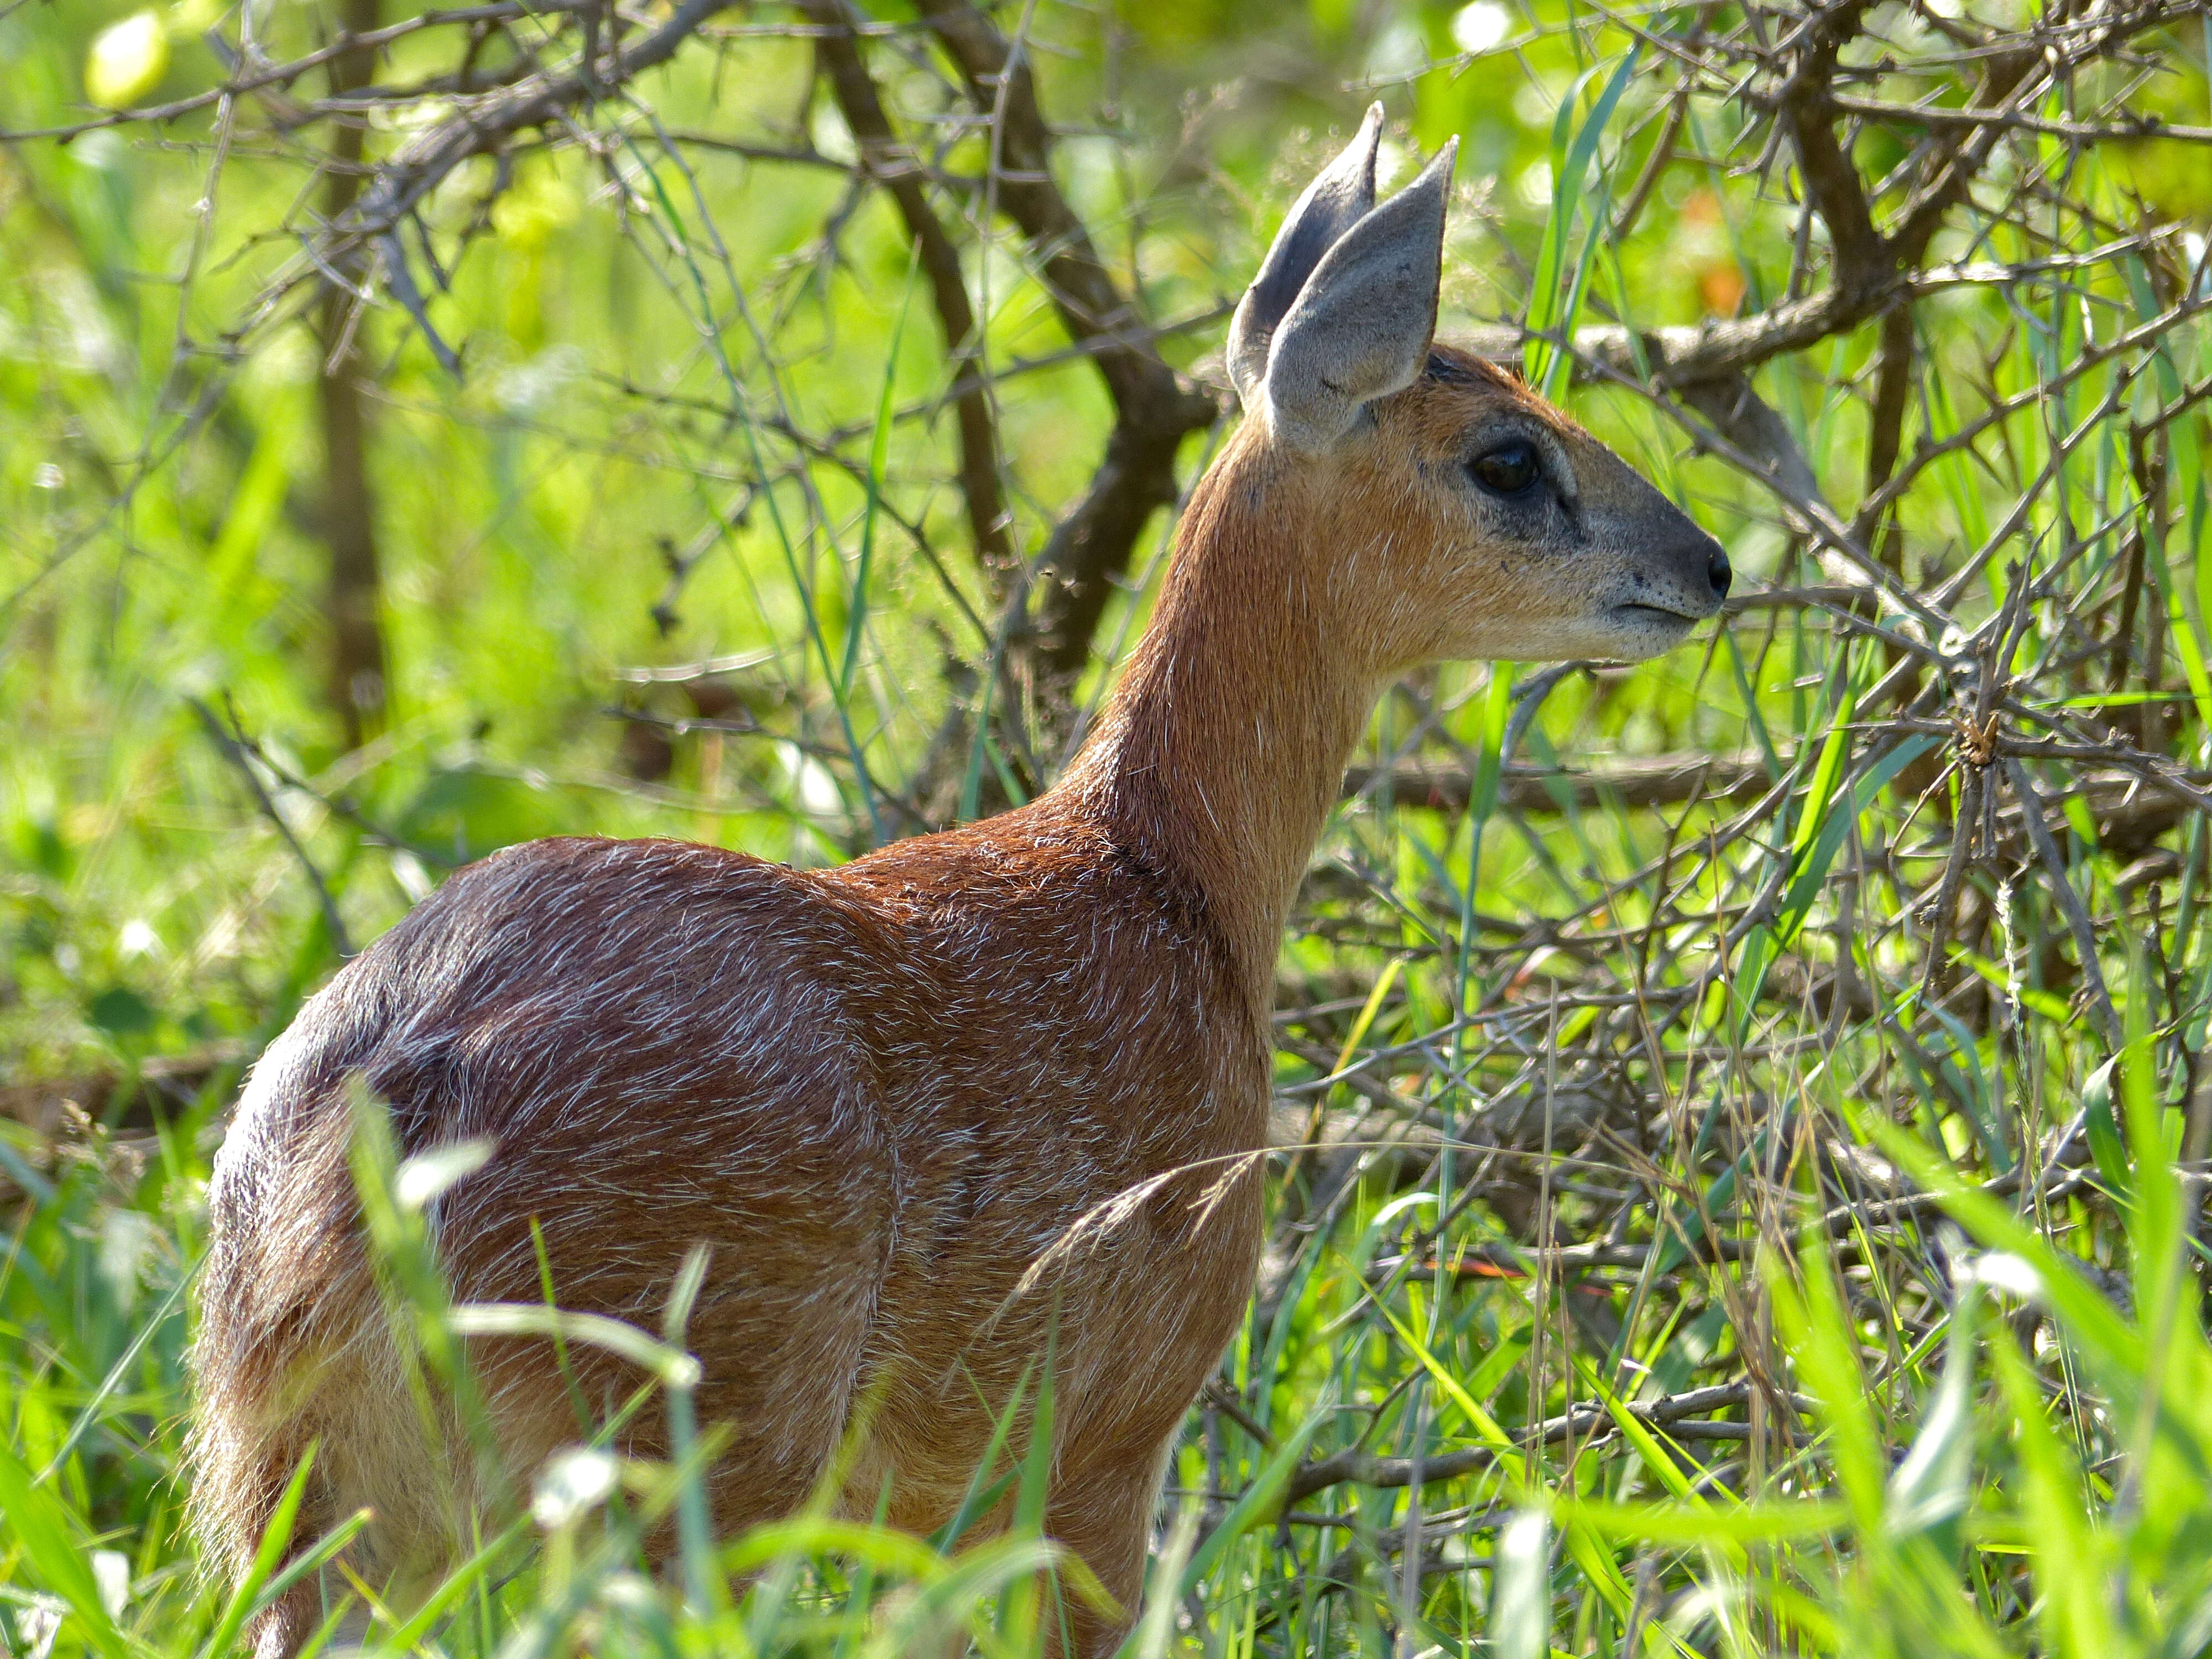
[{"left": 1222, "top": 105, "right": 1731, "bottom": 671}]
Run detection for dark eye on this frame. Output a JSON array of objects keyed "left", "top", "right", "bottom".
[{"left": 1469, "top": 441, "right": 1541, "bottom": 497}]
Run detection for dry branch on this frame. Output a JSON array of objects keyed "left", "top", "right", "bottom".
[
  {"left": 1279, "top": 1383, "right": 1817, "bottom": 1505},
  {"left": 804, "top": 0, "right": 1014, "bottom": 580},
  {"left": 1342, "top": 753, "right": 1772, "bottom": 816},
  {"left": 913, "top": 0, "right": 1221, "bottom": 694}
]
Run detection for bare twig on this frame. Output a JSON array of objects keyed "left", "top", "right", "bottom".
[{"left": 188, "top": 698, "right": 355, "bottom": 958}]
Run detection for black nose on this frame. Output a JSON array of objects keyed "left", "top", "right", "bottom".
[{"left": 1707, "top": 542, "right": 1733, "bottom": 602}]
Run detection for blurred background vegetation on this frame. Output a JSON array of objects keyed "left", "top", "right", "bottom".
[{"left": 6, "top": 0, "right": 2212, "bottom": 1652}]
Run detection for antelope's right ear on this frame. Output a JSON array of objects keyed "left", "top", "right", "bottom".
[{"left": 1228, "top": 114, "right": 1457, "bottom": 456}]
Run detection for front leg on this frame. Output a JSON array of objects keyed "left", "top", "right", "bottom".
[{"left": 1045, "top": 1433, "right": 1178, "bottom": 1658}]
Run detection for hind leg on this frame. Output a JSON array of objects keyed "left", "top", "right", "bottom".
[
  {"left": 205, "top": 1340, "right": 478, "bottom": 1659},
  {"left": 253, "top": 1589, "right": 323, "bottom": 1659},
  {"left": 248, "top": 1580, "right": 382, "bottom": 1659},
  {"left": 246, "top": 1581, "right": 318, "bottom": 1659},
  {"left": 452, "top": 1291, "right": 875, "bottom": 1583}
]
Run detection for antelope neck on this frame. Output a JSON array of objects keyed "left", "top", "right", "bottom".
[{"left": 1054, "top": 440, "right": 1381, "bottom": 1004}]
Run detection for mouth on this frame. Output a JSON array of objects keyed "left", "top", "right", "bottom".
[{"left": 1609, "top": 602, "right": 1703, "bottom": 629}]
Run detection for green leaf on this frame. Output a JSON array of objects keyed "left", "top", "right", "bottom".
[
  {"left": 1775, "top": 733, "right": 1936, "bottom": 946},
  {"left": 1524, "top": 47, "right": 1641, "bottom": 397},
  {"left": 85, "top": 10, "right": 168, "bottom": 107},
  {"left": 2081, "top": 1057, "right": 2133, "bottom": 1199},
  {"left": 842, "top": 252, "right": 919, "bottom": 702},
  {"left": 1989, "top": 1338, "right": 2115, "bottom": 1659},
  {"left": 1886, "top": 1284, "right": 1980, "bottom": 1548},
  {"left": 1491, "top": 1508, "right": 1551, "bottom": 1659},
  {"left": 0, "top": 1413, "right": 131, "bottom": 1659},
  {"left": 88, "top": 985, "right": 157, "bottom": 1039},
  {"left": 1181, "top": 1397, "right": 1330, "bottom": 1594},
  {"left": 1555, "top": 1495, "right": 1848, "bottom": 1545},
  {"left": 1766, "top": 1241, "right": 1888, "bottom": 1535}
]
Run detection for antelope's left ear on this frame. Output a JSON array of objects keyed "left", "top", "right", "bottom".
[
  {"left": 1246, "top": 137, "right": 1457, "bottom": 455},
  {"left": 1227, "top": 105, "right": 1386, "bottom": 407}
]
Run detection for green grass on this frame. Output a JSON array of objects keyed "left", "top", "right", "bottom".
[{"left": 7, "top": 0, "right": 2212, "bottom": 1653}]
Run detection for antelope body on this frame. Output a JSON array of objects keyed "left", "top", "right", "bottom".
[{"left": 191, "top": 109, "right": 1729, "bottom": 1657}]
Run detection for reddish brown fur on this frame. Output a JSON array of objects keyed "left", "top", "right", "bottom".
[{"left": 190, "top": 346, "right": 1724, "bottom": 1656}]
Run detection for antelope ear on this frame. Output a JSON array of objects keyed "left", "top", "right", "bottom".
[
  {"left": 1259, "top": 138, "right": 1457, "bottom": 455},
  {"left": 1225, "top": 104, "right": 1384, "bottom": 408}
]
